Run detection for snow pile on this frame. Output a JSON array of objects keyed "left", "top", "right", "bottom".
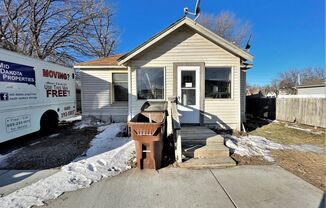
[
  {"left": 0, "top": 123, "right": 135, "bottom": 208},
  {"left": 225, "top": 135, "right": 285, "bottom": 162},
  {"left": 225, "top": 134, "right": 325, "bottom": 162}
]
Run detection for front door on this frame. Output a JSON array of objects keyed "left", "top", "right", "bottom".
[{"left": 177, "top": 66, "right": 200, "bottom": 124}]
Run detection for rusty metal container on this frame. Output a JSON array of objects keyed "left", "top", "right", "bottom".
[{"left": 128, "top": 111, "right": 166, "bottom": 170}]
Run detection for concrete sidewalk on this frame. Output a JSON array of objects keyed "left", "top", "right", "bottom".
[
  {"left": 43, "top": 166, "right": 324, "bottom": 208},
  {"left": 0, "top": 169, "right": 59, "bottom": 197}
]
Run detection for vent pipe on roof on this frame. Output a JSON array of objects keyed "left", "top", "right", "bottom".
[{"left": 184, "top": 0, "right": 201, "bottom": 21}]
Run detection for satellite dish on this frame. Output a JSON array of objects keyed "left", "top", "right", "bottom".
[{"left": 184, "top": 0, "right": 201, "bottom": 21}]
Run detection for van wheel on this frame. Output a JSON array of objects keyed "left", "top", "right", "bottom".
[{"left": 40, "top": 111, "right": 59, "bottom": 134}]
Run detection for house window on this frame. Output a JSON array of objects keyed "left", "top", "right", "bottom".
[
  {"left": 137, "top": 68, "right": 164, "bottom": 99},
  {"left": 112, "top": 73, "right": 128, "bottom": 102},
  {"left": 205, "top": 68, "right": 231, "bottom": 99}
]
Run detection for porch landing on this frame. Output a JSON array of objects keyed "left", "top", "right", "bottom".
[{"left": 179, "top": 126, "right": 236, "bottom": 169}]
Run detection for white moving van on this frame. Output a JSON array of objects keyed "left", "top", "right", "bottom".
[{"left": 0, "top": 48, "right": 76, "bottom": 143}]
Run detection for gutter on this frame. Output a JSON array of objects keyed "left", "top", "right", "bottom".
[{"left": 73, "top": 65, "right": 127, "bottom": 69}]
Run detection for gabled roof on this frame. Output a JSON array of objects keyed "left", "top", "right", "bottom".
[
  {"left": 74, "top": 54, "right": 126, "bottom": 68},
  {"left": 118, "top": 16, "right": 253, "bottom": 64}
]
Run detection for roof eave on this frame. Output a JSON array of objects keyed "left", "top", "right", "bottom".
[
  {"left": 73, "top": 65, "right": 127, "bottom": 69},
  {"left": 297, "top": 84, "right": 326, "bottom": 89}
]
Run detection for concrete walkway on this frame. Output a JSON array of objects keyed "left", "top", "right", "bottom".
[
  {"left": 43, "top": 166, "right": 324, "bottom": 208},
  {"left": 0, "top": 169, "right": 59, "bottom": 197}
]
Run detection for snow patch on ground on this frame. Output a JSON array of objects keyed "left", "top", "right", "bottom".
[
  {"left": 284, "top": 124, "right": 324, "bottom": 135},
  {"left": 64, "top": 115, "right": 82, "bottom": 122},
  {"left": 73, "top": 120, "right": 105, "bottom": 129},
  {"left": 225, "top": 135, "right": 325, "bottom": 162},
  {"left": 0, "top": 123, "right": 135, "bottom": 208},
  {"left": 225, "top": 135, "right": 284, "bottom": 162},
  {"left": 73, "top": 121, "right": 91, "bottom": 129},
  {"left": 0, "top": 148, "right": 24, "bottom": 167},
  {"left": 289, "top": 144, "right": 324, "bottom": 154}
]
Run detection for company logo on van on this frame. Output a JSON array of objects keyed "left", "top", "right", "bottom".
[
  {"left": 0, "top": 92, "right": 9, "bottom": 101},
  {"left": 0, "top": 60, "right": 36, "bottom": 86}
]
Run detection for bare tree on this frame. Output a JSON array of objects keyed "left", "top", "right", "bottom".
[
  {"left": 73, "top": 8, "right": 117, "bottom": 58},
  {"left": 0, "top": 0, "right": 29, "bottom": 52},
  {"left": 264, "top": 80, "right": 280, "bottom": 96},
  {"left": 0, "top": 0, "right": 117, "bottom": 65},
  {"left": 198, "top": 11, "right": 251, "bottom": 47},
  {"left": 262, "top": 67, "right": 325, "bottom": 95}
]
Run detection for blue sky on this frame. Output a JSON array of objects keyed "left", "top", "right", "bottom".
[{"left": 109, "top": 0, "right": 325, "bottom": 86}]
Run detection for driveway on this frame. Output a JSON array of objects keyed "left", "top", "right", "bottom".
[{"left": 43, "top": 166, "right": 324, "bottom": 208}]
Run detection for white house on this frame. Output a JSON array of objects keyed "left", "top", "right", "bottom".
[
  {"left": 297, "top": 79, "right": 326, "bottom": 96},
  {"left": 74, "top": 17, "right": 253, "bottom": 130}
]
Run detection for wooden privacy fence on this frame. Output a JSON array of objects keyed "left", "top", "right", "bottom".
[{"left": 276, "top": 97, "right": 326, "bottom": 128}]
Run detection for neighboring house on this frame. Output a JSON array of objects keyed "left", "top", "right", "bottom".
[
  {"left": 266, "top": 92, "right": 276, "bottom": 97},
  {"left": 74, "top": 17, "right": 253, "bottom": 130},
  {"left": 74, "top": 54, "right": 128, "bottom": 122},
  {"left": 246, "top": 89, "right": 264, "bottom": 97},
  {"left": 278, "top": 88, "right": 293, "bottom": 96},
  {"left": 296, "top": 79, "right": 326, "bottom": 95}
]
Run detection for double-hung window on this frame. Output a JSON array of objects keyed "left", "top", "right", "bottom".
[
  {"left": 205, "top": 68, "right": 232, "bottom": 99},
  {"left": 137, "top": 68, "right": 164, "bottom": 99},
  {"left": 112, "top": 73, "right": 128, "bottom": 102}
]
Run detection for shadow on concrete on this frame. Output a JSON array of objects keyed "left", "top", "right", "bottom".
[
  {"left": 0, "top": 170, "right": 36, "bottom": 188},
  {"left": 319, "top": 193, "right": 325, "bottom": 208}
]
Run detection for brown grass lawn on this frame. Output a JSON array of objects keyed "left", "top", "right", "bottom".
[
  {"left": 234, "top": 122, "right": 326, "bottom": 190},
  {"left": 250, "top": 122, "right": 325, "bottom": 147}
]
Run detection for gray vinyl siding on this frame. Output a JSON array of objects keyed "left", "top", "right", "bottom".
[
  {"left": 240, "top": 70, "right": 246, "bottom": 122},
  {"left": 297, "top": 86, "right": 326, "bottom": 95},
  {"left": 80, "top": 68, "right": 128, "bottom": 122},
  {"left": 128, "top": 26, "right": 241, "bottom": 130}
]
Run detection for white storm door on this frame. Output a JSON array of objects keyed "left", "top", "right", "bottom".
[{"left": 177, "top": 66, "right": 200, "bottom": 124}]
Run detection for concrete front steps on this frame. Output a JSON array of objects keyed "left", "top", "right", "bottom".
[{"left": 180, "top": 127, "right": 236, "bottom": 169}]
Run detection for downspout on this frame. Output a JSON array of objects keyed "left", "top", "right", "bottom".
[
  {"left": 238, "top": 66, "right": 242, "bottom": 131},
  {"left": 128, "top": 66, "right": 132, "bottom": 121}
]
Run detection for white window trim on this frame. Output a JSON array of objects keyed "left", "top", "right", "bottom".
[
  {"left": 177, "top": 66, "right": 200, "bottom": 108},
  {"left": 204, "top": 66, "right": 234, "bottom": 101},
  {"left": 135, "top": 67, "right": 166, "bottom": 101}
]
